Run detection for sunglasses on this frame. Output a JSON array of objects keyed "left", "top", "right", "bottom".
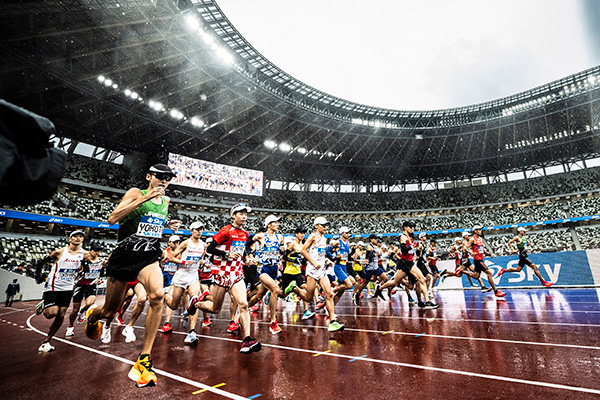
[{"left": 152, "top": 173, "right": 173, "bottom": 181}]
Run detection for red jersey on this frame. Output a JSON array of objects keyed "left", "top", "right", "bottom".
[
  {"left": 211, "top": 225, "right": 249, "bottom": 275},
  {"left": 400, "top": 235, "right": 415, "bottom": 262},
  {"left": 471, "top": 237, "right": 485, "bottom": 261}
]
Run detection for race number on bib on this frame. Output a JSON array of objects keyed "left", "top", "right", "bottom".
[
  {"left": 136, "top": 216, "right": 165, "bottom": 238},
  {"left": 230, "top": 241, "right": 246, "bottom": 256}
]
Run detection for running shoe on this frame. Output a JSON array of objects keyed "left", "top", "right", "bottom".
[
  {"left": 390, "top": 288, "right": 397, "bottom": 296},
  {"left": 38, "top": 342, "right": 55, "bottom": 352},
  {"left": 181, "top": 310, "right": 189, "bottom": 318},
  {"left": 481, "top": 287, "right": 493, "bottom": 293},
  {"left": 495, "top": 290, "right": 506, "bottom": 298},
  {"left": 77, "top": 311, "right": 86, "bottom": 324},
  {"left": 186, "top": 290, "right": 211, "bottom": 317},
  {"left": 249, "top": 304, "right": 259, "bottom": 313},
  {"left": 327, "top": 320, "right": 345, "bottom": 332},
  {"left": 359, "top": 294, "right": 364, "bottom": 299},
  {"left": 264, "top": 291, "right": 271, "bottom": 306},
  {"left": 367, "top": 293, "right": 374, "bottom": 299},
  {"left": 439, "top": 269, "right": 447, "bottom": 279},
  {"left": 284, "top": 281, "right": 298, "bottom": 296},
  {"left": 373, "top": 284, "right": 383, "bottom": 300},
  {"left": 116, "top": 313, "right": 125, "bottom": 325},
  {"left": 184, "top": 331, "right": 199, "bottom": 345},
  {"left": 352, "top": 293, "right": 360, "bottom": 306},
  {"left": 35, "top": 300, "right": 44, "bottom": 315},
  {"left": 269, "top": 321, "right": 282, "bottom": 334},
  {"left": 417, "top": 302, "right": 426, "bottom": 309},
  {"left": 542, "top": 280, "right": 553, "bottom": 287},
  {"left": 497, "top": 268, "right": 506, "bottom": 277},
  {"left": 123, "top": 326, "right": 136, "bottom": 343},
  {"left": 128, "top": 354, "right": 157, "bottom": 388},
  {"left": 226, "top": 321, "right": 240, "bottom": 333},
  {"left": 315, "top": 301, "right": 325, "bottom": 310},
  {"left": 302, "top": 310, "right": 316, "bottom": 320},
  {"left": 84, "top": 307, "right": 101, "bottom": 340},
  {"left": 441, "top": 275, "right": 447, "bottom": 283},
  {"left": 160, "top": 322, "right": 173, "bottom": 333},
  {"left": 101, "top": 321, "right": 111, "bottom": 344},
  {"left": 202, "top": 318, "right": 213, "bottom": 327},
  {"left": 65, "top": 327, "right": 74, "bottom": 337},
  {"left": 240, "top": 337, "right": 262, "bottom": 354},
  {"left": 423, "top": 301, "right": 440, "bottom": 310},
  {"left": 290, "top": 293, "right": 299, "bottom": 303},
  {"left": 408, "top": 296, "right": 417, "bottom": 304}
]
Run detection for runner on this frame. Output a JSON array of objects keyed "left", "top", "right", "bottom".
[
  {"left": 300, "top": 217, "right": 344, "bottom": 332},
  {"left": 84, "top": 163, "right": 181, "bottom": 387},
  {"left": 35, "top": 230, "right": 90, "bottom": 352},
  {"left": 331, "top": 227, "right": 356, "bottom": 305},
  {"left": 460, "top": 231, "right": 488, "bottom": 290},
  {"left": 65, "top": 242, "right": 104, "bottom": 338},
  {"left": 247, "top": 215, "right": 286, "bottom": 334},
  {"left": 356, "top": 234, "right": 389, "bottom": 301},
  {"left": 375, "top": 222, "right": 439, "bottom": 309},
  {"left": 426, "top": 239, "right": 441, "bottom": 296},
  {"left": 463, "top": 226, "right": 506, "bottom": 297},
  {"left": 159, "top": 235, "right": 181, "bottom": 334},
  {"left": 281, "top": 227, "right": 313, "bottom": 319},
  {"left": 166, "top": 221, "right": 206, "bottom": 344},
  {"left": 186, "top": 203, "right": 261, "bottom": 353},
  {"left": 351, "top": 241, "right": 367, "bottom": 306},
  {"left": 499, "top": 227, "right": 553, "bottom": 287}
]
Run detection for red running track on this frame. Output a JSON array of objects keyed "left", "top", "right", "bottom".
[{"left": 1, "top": 288, "right": 600, "bottom": 399}]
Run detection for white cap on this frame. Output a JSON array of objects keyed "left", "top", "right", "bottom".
[
  {"left": 382, "top": 244, "right": 388, "bottom": 248},
  {"left": 473, "top": 225, "right": 482, "bottom": 230},
  {"left": 314, "top": 216, "right": 329, "bottom": 226},
  {"left": 264, "top": 215, "right": 279, "bottom": 226},
  {"left": 169, "top": 235, "right": 181, "bottom": 242},
  {"left": 517, "top": 227, "right": 527, "bottom": 232},
  {"left": 69, "top": 230, "right": 85, "bottom": 238},
  {"left": 230, "top": 203, "right": 251, "bottom": 216},
  {"left": 189, "top": 221, "right": 204, "bottom": 231},
  {"left": 284, "top": 236, "right": 294, "bottom": 244},
  {"left": 418, "top": 232, "right": 426, "bottom": 238},
  {"left": 357, "top": 241, "right": 365, "bottom": 247},
  {"left": 462, "top": 231, "right": 470, "bottom": 237},
  {"left": 339, "top": 226, "right": 350, "bottom": 234},
  {"left": 455, "top": 237, "right": 462, "bottom": 242}
]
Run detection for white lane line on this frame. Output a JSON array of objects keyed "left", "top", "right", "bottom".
[
  {"left": 26, "top": 315, "right": 248, "bottom": 400},
  {"left": 200, "top": 317, "right": 600, "bottom": 351},
  {"left": 170, "top": 330, "right": 600, "bottom": 396}
]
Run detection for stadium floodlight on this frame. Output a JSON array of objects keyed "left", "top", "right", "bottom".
[
  {"left": 279, "top": 143, "right": 291, "bottom": 152},
  {"left": 149, "top": 100, "right": 163, "bottom": 112},
  {"left": 264, "top": 140, "right": 276, "bottom": 149},
  {"left": 124, "top": 89, "right": 131, "bottom": 96},
  {"left": 297, "top": 147, "right": 307, "bottom": 154},
  {"left": 112, "top": 84, "right": 118, "bottom": 89},
  {"left": 97, "top": 75, "right": 106, "bottom": 83},
  {"left": 104, "top": 79, "right": 113, "bottom": 87},
  {"left": 185, "top": 14, "right": 200, "bottom": 31},
  {"left": 169, "top": 109, "right": 184, "bottom": 120},
  {"left": 130, "top": 92, "right": 139, "bottom": 100},
  {"left": 190, "top": 116, "right": 204, "bottom": 128}
]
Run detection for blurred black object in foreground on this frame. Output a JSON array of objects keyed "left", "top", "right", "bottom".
[{"left": 0, "top": 99, "right": 66, "bottom": 205}]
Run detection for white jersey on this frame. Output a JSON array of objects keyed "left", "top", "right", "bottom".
[
  {"left": 44, "top": 247, "right": 83, "bottom": 292},
  {"left": 308, "top": 234, "right": 327, "bottom": 268},
  {"left": 77, "top": 258, "right": 103, "bottom": 285},
  {"left": 179, "top": 239, "right": 205, "bottom": 273}
]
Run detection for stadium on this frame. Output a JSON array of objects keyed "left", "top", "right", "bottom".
[{"left": 1, "top": 0, "right": 600, "bottom": 398}]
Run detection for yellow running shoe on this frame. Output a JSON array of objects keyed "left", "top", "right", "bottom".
[
  {"left": 84, "top": 306, "right": 101, "bottom": 340},
  {"left": 128, "top": 354, "right": 157, "bottom": 388}
]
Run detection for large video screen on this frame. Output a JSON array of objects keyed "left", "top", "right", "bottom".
[{"left": 168, "top": 153, "right": 263, "bottom": 196}]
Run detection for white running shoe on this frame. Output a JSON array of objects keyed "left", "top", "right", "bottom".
[
  {"left": 38, "top": 342, "right": 55, "bottom": 352},
  {"left": 122, "top": 325, "right": 136, "bottom": 343},
  {"left": 101, "top": 321, "right": 111, "bottom": 344},
  {"left": 184, "top": 331, "right": 199, "bottom": 344},
  {"left": 65, "top": 326, "right": 74, "bottom": 337}
]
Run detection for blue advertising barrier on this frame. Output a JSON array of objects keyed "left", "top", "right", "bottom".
[{"left": 451, "top": 251, "right": 594, "bottom": 288}]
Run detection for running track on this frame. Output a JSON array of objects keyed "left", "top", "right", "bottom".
[{"left": 1, "top": 288, "right": 600, "bottom": 399}]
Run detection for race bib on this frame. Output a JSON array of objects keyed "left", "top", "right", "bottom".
[
  {"left": 230, "top": 240, "right": 246, "bottom": 256},
  {"left": 164, "top": 262, "right": 178, "bottom": 273},
  {"left": 136, "top": 216, "right": 165, "bottom": 238},
  {"left": 58, "top": 268, "right": 78, "bottom": 281},
  {"left": 186, "top": 255, "right": 203, "bottom": 267},
  {"left": 316, "top": 247, "right": 325, "bottom": 260}
]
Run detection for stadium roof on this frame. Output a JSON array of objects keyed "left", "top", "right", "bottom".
[{"left": 1, "top": 0, "right": 599, "bottom": 184}]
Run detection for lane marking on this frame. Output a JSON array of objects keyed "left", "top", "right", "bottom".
[
  {"left": 349, "top": 355, "right": 367, "bottom": 362},
  {"left": 382, "top": 330, "right": 395, "bottom": 335},
  {"left": 193, "top": 383, "right": 226, "bottom": 394},
  {"left": 313, "top": 350, "right": 331, "bottom": 357},
  {"left": 247, "top": 395, "right": 262, "bottom": 399},
  {"left": 414, "top": 333, "right": 426, "bottom": 338},
  {"left": 26, "top": 315, "right": 248, "bottom": 400}
]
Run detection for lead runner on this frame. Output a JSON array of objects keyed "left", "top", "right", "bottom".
[{"left": 84, "top": 163, "right": 181, "bottom": 387}]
